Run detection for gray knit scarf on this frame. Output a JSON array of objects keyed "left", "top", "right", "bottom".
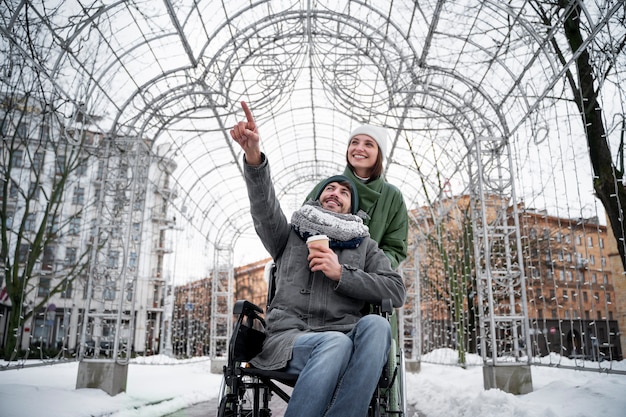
[{"left": 291, "top": 201, "right": 370, "bottom": 249}]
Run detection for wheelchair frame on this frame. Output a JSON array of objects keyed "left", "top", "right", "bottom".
[{"left": 216, "top": 261, "right": 406, "bottom": 417}]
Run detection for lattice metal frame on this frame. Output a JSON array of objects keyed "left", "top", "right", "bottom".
[{"left": 470, "top": 136, "right": 532, "bottom": 365}]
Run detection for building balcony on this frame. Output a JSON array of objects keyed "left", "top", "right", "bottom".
[
  {"left": 150, "top": 269, "right": 167, "bottom": 282},
  {"left": 154, "top": 184, "right": 178, "bottom": 200},
  {"left": 147, "top": 299, "right": 164, "bottom": 311},
  {"left": 153, "top": 244, "right": 174, "bottom": 253},
  {"left": 151, "top": 208, "right": 176, "bottom": 226}
]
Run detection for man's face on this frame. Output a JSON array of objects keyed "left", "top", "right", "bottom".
[{"left": 319, "top": 182, "right": 352, "bottom": 214}]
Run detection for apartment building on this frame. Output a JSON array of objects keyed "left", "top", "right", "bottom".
[
  {"left": 520, "top": 209, "right": 622, "bottom": 360},
  {"left": 405, "top": 195, "right": 622, "bottom": 360},
  {"left": 0, "top": 96, "right": 177, "bottom": 357}
]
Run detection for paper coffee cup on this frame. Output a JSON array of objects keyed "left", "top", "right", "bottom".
[{"left": 306, "top": 235, "right": 329, "bottom": 256}]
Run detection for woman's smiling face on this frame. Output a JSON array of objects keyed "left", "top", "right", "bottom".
[{"left": 347, "top": 134, "right": 380, "bottom": 177}]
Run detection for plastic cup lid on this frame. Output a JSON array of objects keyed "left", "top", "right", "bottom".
[{"left": 306, "top": 234, "right": 329, "bottom": 243}]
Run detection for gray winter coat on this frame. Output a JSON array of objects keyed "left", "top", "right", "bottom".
[{"left": 244, "top": 155, "right": 406, "bottom": 370}]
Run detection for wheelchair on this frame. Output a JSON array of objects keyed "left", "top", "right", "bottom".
[{"left": 216, "top": 261, "right": 406, "bottom": 417}]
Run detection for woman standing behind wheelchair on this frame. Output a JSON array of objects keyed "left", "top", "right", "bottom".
[
  {"left": 230, "top": 101, "right": 406, "bottom": 417},
  {"left": 304, "top": 124, "right": 408, "bottom": 269}
]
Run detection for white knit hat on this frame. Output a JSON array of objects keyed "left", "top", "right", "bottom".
[{"left": 349, "top": 124, "right": 388, "bottom": 159}]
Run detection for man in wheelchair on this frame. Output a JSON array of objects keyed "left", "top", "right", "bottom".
[{"left": 229, "top": 101, "right": 406, "bottom": 417}]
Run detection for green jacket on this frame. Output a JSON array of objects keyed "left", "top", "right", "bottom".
[{"left": 306, "top": 167, "right": 408, "bottom": 268}]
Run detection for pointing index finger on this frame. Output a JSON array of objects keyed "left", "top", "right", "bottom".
[{"left": 241, "top": 101, "right": 255, "bottom": 126}]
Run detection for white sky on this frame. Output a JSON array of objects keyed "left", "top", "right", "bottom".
[{"left": 1, "top": 350, "right": 625, "bottom": 417}]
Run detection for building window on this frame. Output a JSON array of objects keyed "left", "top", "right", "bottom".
[
  {"left": 38, "top": 277, "right": 51, "bottom": 297},
  {"left": 33, "top": 151, "right": 44, "bottom": 170},
  {"left": 583, "top": 291, "right": 588, "bottom": 303},
  {"left": 556, "top": 232, "right": 562, "bottom": 243},
  {"left": 28, "top": 181, "right": 40, "bottom": 200},
  {"left": 16, "top": 121, "right": 28, "bottom": 137},
  {"left": 550, "top": 289, "right": 556, "bottom": 300},
  {"left": 9, "top": 180, "right": 19, "bottom": 198},
  {"left": 18, "top": 243, "right": 30, "bottom": 263},
  {"left": 107, "top": 251, "right": 119, "bottom": 268},
  {"left": 40, "top": 124, "right": 50, "bottom": 141},
  {"left": 76, "top": 159, "right": 88, "bottom": 176},
  {"left": 599, "top": 238, "right": 604, "bottom": 248},
  {"left": 589, "top": 255, "right": 595, "bottom": 265},
  {"left": 60, "top": 279, "right": 72, "bottom": 298},
  {"left": 535, "top": 288, "right": 541, "bottom": 299},
  {"left": 529, "top": 228, "right": 536, "bottom": 239},
  {"left": 126, "top": 283, "right": 133, "bottom": 302},
  {"left": 6, "top": 210, "right": 14, "bottom": 229},
  {"left": 559, "top": 270, "right": 564, "bottom": 281},
  {"left": 11, "top": 149, "right": 24, "bottom": 167},
  {"left": 24, "top": 213, "right": 36, "bottom": 232},
  {"left": 576, "top": 235, "right": 582, "bottom": 245},
  {"left": 607, "top": 293, "right": 611, "bottom": 303},
  {"left": 56, "top": 154, "right": 65, "bottom": 175},
  {"left": 601, "top": 257, "right": 606, "bottom": 267},
  {"left": 72, "top": 187, "right": 85, "bottom": 205},
  {"left": 603, "top": 274, "right": 608, "bottom": 284},
  {"left": 42, "top": 245, "right": 55, "bottom": 270},
  {"left": 587, "top": 236, "right": 593, "bottom": 247},
  {"left": 69, "top": 216, "right": 81, "bottom": 235},
  {"left": 103, "top": 279, "right": 116, "bottom": 301},
  {"left": 566, "top": 271, "right": 572, "bottom": 281},
  {"left": 551, "top": 309, "right": 557, "bottom": 319},
  {"left": 592, "top": 273, "right": 597, "bottom": 283},
  {"left": 585, "top": 310, "right": 590, "bottom": 320},
  {"left": 47, "top": 215, "right": 59, "bottom": 235},
  {"left": 538, "top": 309, "right": 543, "bottom": 319},
  {"left": 65, "top": 247, "right": 77, "bottom": 266},
  {"left": 96, "top": 160, "right": 105, "bottom": 180}
]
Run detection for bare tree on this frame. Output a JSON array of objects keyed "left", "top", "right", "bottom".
[
  {"left": 0, "top": 17, "right": 99, "bottom": 359},
  {"left": 532, "top": 1, "right": 626, "bottom": 270}
]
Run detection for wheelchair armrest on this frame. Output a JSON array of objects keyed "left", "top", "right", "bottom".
[
  {"left": 364, "top": 298, "right": 394, "bottom": 318},
  {"left": 230, "top": 300, "right": 267, "bottom": 363},
  {"left": 381, "top": 298, "right": 393, "bottom": 314},
  {"left": 234, "top": 299, "right": 264, "bottom": 315}
]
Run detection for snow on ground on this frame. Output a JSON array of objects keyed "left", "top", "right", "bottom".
[{"left": 1, "top": 350, "right": 625, "bottom": 417}]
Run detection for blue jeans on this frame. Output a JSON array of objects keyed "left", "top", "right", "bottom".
[{"left": 283, "top": 314, "right": 391, "bottom": 417}]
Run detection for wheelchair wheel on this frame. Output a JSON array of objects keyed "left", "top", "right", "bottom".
[
  {"left": 217, "top": 394, "right": 237, "bottom": 417},
  {"left": 216, "top": 375, "right": 239, "bottom": 417}
]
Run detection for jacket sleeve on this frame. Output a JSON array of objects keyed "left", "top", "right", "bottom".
[
  {"left": 334, "top": 240, "right": 406, "bottom": 308},
  {"left": 379, "top": 185, "right": 409, "bottom": 269},
  {"left": 243, "top": 154, "right": 291, "bottom": 260}
]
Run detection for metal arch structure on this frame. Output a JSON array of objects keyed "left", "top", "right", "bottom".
[{"left": 2, "top": 0, "right": 626, "bottom": 380}]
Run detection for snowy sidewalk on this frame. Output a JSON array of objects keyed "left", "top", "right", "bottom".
[{"left": 2, "top": 352, "right": 626, "bottom": 417}]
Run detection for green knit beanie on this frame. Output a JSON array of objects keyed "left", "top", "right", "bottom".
[{"left": 315, "top": 175, "right": 359, "bottom": 215}]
